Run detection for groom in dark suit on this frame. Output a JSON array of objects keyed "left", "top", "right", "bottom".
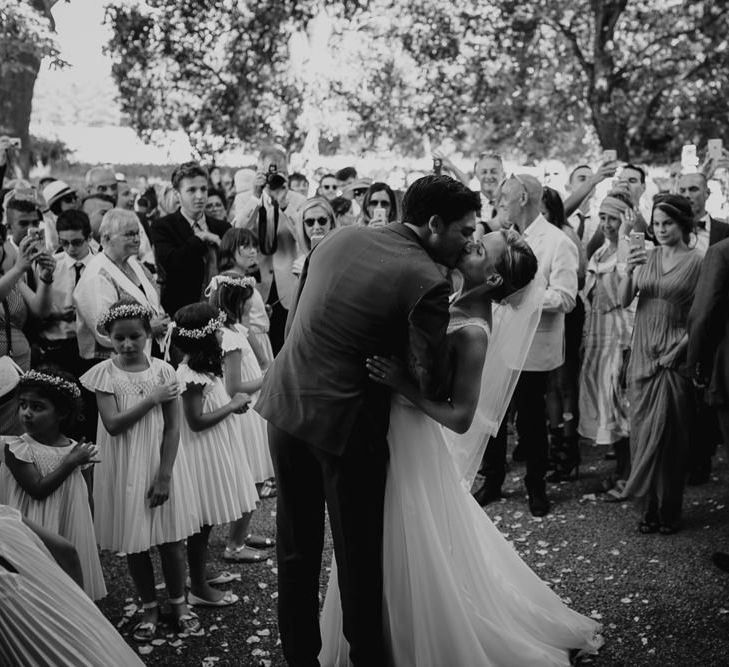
[
  {"left": 151, "top": 161, "right": 231, "bottom": 316},
  {"left": 688, "top": 236, "right": 729, "bottom": 574},
  {"left": 256, "top": 176, "right": 479, "bottom": 666}
]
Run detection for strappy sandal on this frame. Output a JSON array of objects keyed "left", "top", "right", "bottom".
[
  {"left": 188, "top": 590, "right": 239, "bottom": 607},
  {"left": 131, "top": 601, "right": 158, "bottom": 642},
  {"left": 245, "top": 533, "right": 275, "bottom": 549},
  {"left": 223, "top": 544, "right": 268, "bottom": 562},
  {"left": 175, "top": 610, "right": 202, "bottom": 634},
  {"left": 259, "top": 479, "right": 276, "bottom": 499},
  {"left": 185, "top": 571, "right": 240, "bottom": 588}
]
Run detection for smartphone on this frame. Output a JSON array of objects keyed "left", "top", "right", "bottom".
[
  {"left": 681, "top": 144, "right": 698, "bottom": 172},
  {"left": 8, "top": 137, "right": 21, "bottom": 149},
  {"left": 433, "top": 158, "right": 443, "bottom": 175},
  {"left": 26, "top": 228, "right": 43, "bottom": 254},
  {"left": 629, "top": 231, "right": 645, "bottom": 251},
  {"left": 310, "top": 232, "right": 325, "bottom": 248},
  {"left": 708, "top": 138, "right": 723, "bottom": 161},
  {"left": 268, "top": 164, "right": 278, "bottom": 174},
  {"left": 603, "top": 149, "right": 617, "bottom": 163},
  {"left": 371, "top": 208, "right": 388, "bottom": 227}
]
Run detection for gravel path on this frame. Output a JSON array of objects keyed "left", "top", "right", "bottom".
[{"left": 97, "top": 443, "right": 729, "bottom": 666}]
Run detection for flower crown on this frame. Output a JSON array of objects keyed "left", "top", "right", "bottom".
[
  {"left": 204, "top": 274, "right": 257, "bottom": 297},
  {"left": 173, "top": 310, "right": 227, "bottom": 339},
  {"left": 20, "top": 370, "right": 81, "bottom": 399},
  {"left": 97, "top": 303, "right": 153, "bottom": 333}
]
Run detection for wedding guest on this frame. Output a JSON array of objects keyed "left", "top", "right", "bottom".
[
  {"left": 540, "top": 187, "right": 585, "bottom": 483},
  {"left": 287, "top": 172, "right": 309, "bottom": 198},
  {"left": 317, "top": 174, "right": 339, "bottom": 200},
  {"left": 232, "top": 147, "right": 306, "bottom": 354},
  {"left": 85, "top": 165, "right": 118, "bottom": 200},
  {"left": 616, "top": 194, "right": 702, "bottom": 534},
  {"left": 358, "top": 182, "right": 398, "bottom": 226},
  {"left": 151, "top": 161, "right": 231, "bottom": 317},
  {"left": 477, "top": 174, "right": 577, "bottom": 516},
  {"left": 74, "top": 209, "right": 168, "bottom": 361},
  {"left": 204, "top": 188, "right": 228, "bottom": 222},
  {"left": 293, "top": 197, "right": 337, "bottom": 278},
  {"left": 578, "top": 193, "right": 634, "bottom": 488},
  {"left": 678, "top": 171, "right": 729, "bottom": 484},
  {"left": 81, "top": 193, "right": 114, "bottom": 243},
  {"left": 688, "top": 236, "right": 729, "bottom": 573}
]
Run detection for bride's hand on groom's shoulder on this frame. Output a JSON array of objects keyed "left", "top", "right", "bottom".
[{"left": 366, "top": 356, "right": 409, "bottom": 392}]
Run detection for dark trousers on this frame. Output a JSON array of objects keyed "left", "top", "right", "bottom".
[
  {"left": 482, "top": 370, "right": 549, "bottom": 487},
  {"left": 267, "top": 278, "right": 288, "bottom": 356},
  {"left": 689, "top": 391, "right": 722, "bottom": 475},
  {"left": 715, "top": 407, "right": 729, "bottom": 458},
  {"left": 269, "top": 423, "right": 388, "bottom": 667}
]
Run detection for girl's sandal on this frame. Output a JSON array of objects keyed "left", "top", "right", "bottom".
[
  {"left": 175, "top": 611, "right": 202, "bottom": 634},
  {"left": 131, "top": 601, "right": 159, "bottom": 643},
  {"left": 245, "top": 533, "right": 275, "bottom": 549},
  {"left": 259, "top": 479, "right": 277, "bottom": 499}
]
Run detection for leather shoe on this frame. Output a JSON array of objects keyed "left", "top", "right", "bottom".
[
  {"left": 473, "top": 483, "right": 502, "bottom": 507},
  {"left": 525, "top": 482, "right": 550, "bottom": 517},
  {"left": 712, "top": 551, "right": 729, "bottom": 574}
]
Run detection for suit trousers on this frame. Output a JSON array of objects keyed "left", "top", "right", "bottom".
[
  {"left": 269, "top": 422, "right": 388, "bottom": 667},
  {"left": 481, "top": 371, "right": 549, "bottom": 487},
  {"left": 688, "top": 390, "right": 722, "bottom": 476},
  {"left": 266, "top": 277, "right": 288, "bottom": 356}
]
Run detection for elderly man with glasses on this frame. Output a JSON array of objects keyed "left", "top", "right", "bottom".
[{"left": 475, "top": 173, "right": 578, "bottom": 517}]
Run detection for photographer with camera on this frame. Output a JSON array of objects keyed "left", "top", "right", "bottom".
[{"left": 233, "top": 147, "right": 306, "bottom": 354}]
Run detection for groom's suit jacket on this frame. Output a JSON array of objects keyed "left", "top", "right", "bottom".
[
  {"left": 256, "top": 223, "right": 451, "bottom": 455},
  {"left": 688, "top": 237, "right": 729, "bottom": 406}
]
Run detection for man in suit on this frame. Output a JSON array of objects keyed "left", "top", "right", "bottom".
[
  {"left": 256, "top": 175, "right": 479, "bottom": 666},
  {"left": 680, "top": 172, "right": 729, "bottom": 484},
  {"left": 688, "top": 237, "right": 729, "bottom": 574},
  {"left": 233, "top": 147, "right": 307, "bottom": 354},
  {"left": 476, "top": 174, "right": 578, "bottom": 517},
  {"left": 151, "top": 162, "right": 231, "bottom": 316}
]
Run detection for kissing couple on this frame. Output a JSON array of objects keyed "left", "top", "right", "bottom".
[{"left": 256, "top": 175, "right": 602, "bottom": 666}]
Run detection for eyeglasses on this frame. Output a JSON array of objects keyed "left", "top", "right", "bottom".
[
  {"left": 304, "top": 216, "right": 330, "bottom": 227},
  {"left": 59, "top": 238, "right": 87, "bottom": 248}
]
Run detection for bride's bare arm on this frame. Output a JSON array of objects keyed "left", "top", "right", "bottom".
[{"left": 366, "top": 326, "right": 488, "bottom": 434}]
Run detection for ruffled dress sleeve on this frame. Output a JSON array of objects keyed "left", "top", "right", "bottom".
[
  {"left": 176, "top": 364, "right": 214, "bottom": 390},
  {"left": 3, "top": 436, "right": 34, "bottom": 463},
  {"left": 221, "top": 327, "right": 245, "bottom": 354},
  {"left": 149, "top": 357, "right": 177, "bottom": 384},
  {"left": 79, "top": 359, "right": 115, "bottom": 393}
]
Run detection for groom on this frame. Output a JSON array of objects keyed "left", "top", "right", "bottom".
[{"left": 256, "top": 175, "right": 480, "bottom": 666}]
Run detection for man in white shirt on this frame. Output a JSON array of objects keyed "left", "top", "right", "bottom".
[
  {"left": 40, "top": 209, "right": 97, "bottom": 439},
  {"left": 476, "top": 174, "right": 578, "bottom": 517},
  {"left": 234, "top": 147, "right": 306, "bottom": 353},
  {"left": 474, "top": 152, "right": 505, "bottom": 234},
  {"left": 679, "top": 172, "right": 729, "bottom": 257}
]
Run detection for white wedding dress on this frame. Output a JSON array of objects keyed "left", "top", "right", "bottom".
[{"left": 319, "top": 318, "right": 603, "bottom": 666}]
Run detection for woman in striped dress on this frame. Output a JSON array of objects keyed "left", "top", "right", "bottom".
[{"left": 578, "top": 193, "right": 634, "bottom": 486}]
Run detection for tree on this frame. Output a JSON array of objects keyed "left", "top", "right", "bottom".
[{"left": 0, "top": 0, "right": 65, "bottom": 174}]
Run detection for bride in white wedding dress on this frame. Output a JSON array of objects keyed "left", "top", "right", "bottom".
[{"left": 319, "top": 230, "right": 603, "bottom": 666}]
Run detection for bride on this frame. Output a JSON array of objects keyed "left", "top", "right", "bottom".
[{"left": 319, "top": 230, "right": 603, "bottom": 666}]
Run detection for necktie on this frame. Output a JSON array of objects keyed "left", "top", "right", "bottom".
[
  {"left": 576, "top": 212, "right": 586, "bottom": 240},
  {"left": 74, "top": 262, "right": 84, "bottom": 286},
  {"left": 697, "top": 218, "right": 707, "bottom": 230}
]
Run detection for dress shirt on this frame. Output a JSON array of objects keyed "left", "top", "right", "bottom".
[
  {"left": 181, "top": 208, "right": 209, "bottom": 232},
  {"left": 691, "top": 212, "right": 711, "bottom": 257},
  {"left": 42, "top": 250, "right": 94, "bottom": 341},
  {"left": 521, "top": 214, "right": 579, "bottom": 371}
]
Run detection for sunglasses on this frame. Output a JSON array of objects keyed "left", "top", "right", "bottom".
[
  {"left": 61, "top": 193, "right": 78, "bottom": 204},
  {"left": 321, "top": 184, "right": 337, "bottom": 190},
  {"left": 304, "top": 216, "right": 330, "bottom": 227},
  {"left": 59, "top": 238, "right": 87, "bottom": 248}
]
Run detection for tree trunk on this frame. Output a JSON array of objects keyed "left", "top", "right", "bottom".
[
  {"left": 0, "top": 52, "right": 41, "bottom": 177},
  {"left": 592, "top": 111, "right": 630, "bottom": 160}
]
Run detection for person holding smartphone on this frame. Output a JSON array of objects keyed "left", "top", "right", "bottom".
[
  {"left": 358, "top": 182, "right": 398, "bottom": 226},
  {"left": 615, "top": 194, "right": 702, "bottom": 534},
  {"left": 292, "top": 197, "right": 337, "bottom": 278}
]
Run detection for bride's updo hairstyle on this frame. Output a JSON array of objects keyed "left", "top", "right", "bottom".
[{"left": 492, "top": 229, "right": 538, "bottom": 299}]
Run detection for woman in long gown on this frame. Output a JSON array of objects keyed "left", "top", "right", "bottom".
[
  {"left": 320, "top": 231, "right": 603, "bottom": 666},
  {"left": 617, "top": 194, "right": 702, "bottom": 534},
  {"left": 578, "top": 194, "right": 635, "bottom": 486}
]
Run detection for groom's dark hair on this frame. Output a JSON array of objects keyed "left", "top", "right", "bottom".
[{"left": 401, "top": 175, "right": 481, "bottom": 227}]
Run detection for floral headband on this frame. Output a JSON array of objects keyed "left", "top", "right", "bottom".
[
  {"left": 204, "top": 274, "right": 257, "bottom": 297},
  {"left": 97, "top": 303, "right": 153, "bottom": 333},
  {"left": 20, "top": 370, "right": 81, "bottom": 399},
  {"left": 163, "top": 310, "right": 226, "bottom": 361}
]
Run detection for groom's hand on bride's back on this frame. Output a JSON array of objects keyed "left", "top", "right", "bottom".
[{"left": 366, "top": 356, "right": 411, "bottom": 392}]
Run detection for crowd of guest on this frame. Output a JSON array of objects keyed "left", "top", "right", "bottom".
[{"left": 3, "top": 134, "right": 729, "bottom": 655}]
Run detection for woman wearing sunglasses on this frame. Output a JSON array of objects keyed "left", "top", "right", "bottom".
[{"left": 293, "top": 197, "right": 337, "bottom": 278}]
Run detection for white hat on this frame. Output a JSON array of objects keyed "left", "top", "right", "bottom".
[{"left": 42, "top": 180, "right": 75, "bottom": 209}]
